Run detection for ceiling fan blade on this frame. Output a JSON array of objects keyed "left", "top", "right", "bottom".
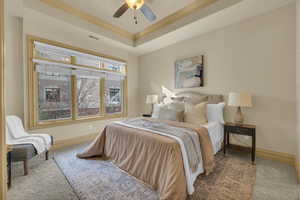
[
  {"left": 140, "top": 4, "right": 157, "bottom": 22},
  {"left": 113, "top": 3, "right": 129, "bottom": 18}
]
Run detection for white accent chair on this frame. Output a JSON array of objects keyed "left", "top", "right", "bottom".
[{"left": 6, "top": 115, "right": 53, "bottom": 175}]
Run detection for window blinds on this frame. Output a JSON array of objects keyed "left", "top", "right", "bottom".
[
  {"left": 36, "top": 64, "right": 72, "bottom": 76},
  {"left": 34, "top": 59, "right": 125, "bottom": 80},
  {"left": 33, "top": 41, "right": 126, "bottom": 81}
]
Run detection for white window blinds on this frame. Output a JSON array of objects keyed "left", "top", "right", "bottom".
[
  {"left": 33, "top": 41, "right": 126, "bottom": 80},
  {"left": 72, "top": 69, "right": 104, "bottom": 80},
  {"left": 36, "top": 64, "right": 72, "bottom": 76}
]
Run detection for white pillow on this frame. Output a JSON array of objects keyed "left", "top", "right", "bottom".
[
  {"left": 152, "top": 104, "right": 167, "bottom": 118},
  {"left": 206, "top": 102, "right": 225, "bottom": 124},
  {"left": 168, "top": 102, "right": 185, "bottom": 112}
]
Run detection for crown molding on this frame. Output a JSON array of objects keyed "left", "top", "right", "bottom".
[
  {"left": 134, "top": 0, "right": 217, "bottom": 40},
  {"left": 39, "top": 0, "right": 218, "bottom": 44},
  {"left": 40, "top": 0, "right": 135, "bottom": 40}
]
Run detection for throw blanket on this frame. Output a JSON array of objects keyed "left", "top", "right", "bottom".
[
  {"left": 6, "top": 116, "right": 52, "bottom": 154},
  {"left": 78, "top": 118, "right": 215, "bottom": 200}
]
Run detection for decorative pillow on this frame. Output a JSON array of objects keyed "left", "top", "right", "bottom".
[
  {"left": 151, "top": 104, "right": 167, "bottom": 119},
  {"left": 184, "top": 102, "right": 208, "bottom": 125},
  {"left": 184, "top": 95, "right": 208, "bottom": 105},
  {"left": 168, "top": 102, "right": 185, "bottom": 112},
  {"left": 208, "top": 95, "right": 223, "bottom": 104},
  {"left": 206, "top": 102, "right": 225, "bottom": 124},
  {"left": 157, "top": 107, "right": 184, "bottom": 122},
  {"left": 170, "top": 96, "right": 185, "bottom": 102}
]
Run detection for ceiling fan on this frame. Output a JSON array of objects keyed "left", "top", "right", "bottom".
[{"left": 113, "top": 0, "right": 157, "bottom": 24}]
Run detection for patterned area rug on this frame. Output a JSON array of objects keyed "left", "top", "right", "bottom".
[{"left": 54, "top": 145, "right": 256, "bottom": 200}]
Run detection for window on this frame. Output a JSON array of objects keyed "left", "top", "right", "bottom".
[
  {"left": 38, "top": 72, "right": 72, "bottom": 121},
  {"left": 77, "top": 78, "right": 100, "bottom": 117},
  {"left": 105, "top": 79, "right": 123, "bottom": 114},
  {"left": 27, "top": 36, "right": 127, "bottom": 129}
]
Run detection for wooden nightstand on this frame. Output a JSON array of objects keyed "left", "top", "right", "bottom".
[{"left": 223, "top": 122, "right": 256, "bottom": 163}]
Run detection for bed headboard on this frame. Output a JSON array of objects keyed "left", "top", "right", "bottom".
[{"left": 172, "top": 91, "right": 223, "bottom": 104}]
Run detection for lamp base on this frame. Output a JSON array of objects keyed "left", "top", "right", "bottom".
[
  {"left": 150, "top": 103, "right": 154, "bottom": 115},
  {"left": 234, "top": 106, "right": 244, "bottom": 124}
]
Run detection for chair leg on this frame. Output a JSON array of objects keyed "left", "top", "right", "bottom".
[
  {"left": 45, "top": 151, "right": 49, "bottom": 160},
  {"left": 23, "top": 160, "right": 28, "bottom": 176}
]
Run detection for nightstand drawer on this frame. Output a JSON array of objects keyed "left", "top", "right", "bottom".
[{"left": 227, "top": 126, "right": 253, "bottom": 136}]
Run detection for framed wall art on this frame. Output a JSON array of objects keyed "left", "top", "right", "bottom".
[{"left": 175, "top": 55, "right": 204, "bottom": 88}]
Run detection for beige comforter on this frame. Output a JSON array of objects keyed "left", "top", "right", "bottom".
[{"left": 77, "top": 118, "right": 215, "bottom": 200}]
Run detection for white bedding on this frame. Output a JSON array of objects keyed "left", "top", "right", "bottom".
[
  {"left": 185, "top": 121, "right": 224, "bottom": 193},
  {"left": 188, "top": 121, "right": 224, "bottom": 194},
  {"left": 203, "top": 121, "right": 224, "bottom": 155}
]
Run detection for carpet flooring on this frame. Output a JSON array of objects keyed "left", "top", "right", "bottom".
[
  {"left": 54, "top": 144, "right": 255, "bottom": 200},
  {"left": 8, "top": 153, "right": 78, "bottom": 200},
  {"left": 8, "top": 144, "right": 300, "bottom": 200}
]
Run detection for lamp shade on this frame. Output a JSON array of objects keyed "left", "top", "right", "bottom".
[
  {"left": 228, "top": 92, "right": 252, "bottom": 107},
  {"left": 146, "top": 95, "right": 158, "bottom": 104}
]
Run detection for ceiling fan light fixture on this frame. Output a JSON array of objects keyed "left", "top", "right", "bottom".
[{"left": 125, "top": 0, "right": 144, "bottom": 10}]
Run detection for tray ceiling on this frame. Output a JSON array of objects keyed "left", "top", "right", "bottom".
[
  {"left": 60, "top": 0, "right": 195, "bottom": 34},
  {"left": 38, "top": 0, "right": 222, "bottom": 42},
  {"left": 18, "top": 0, "right": 294, "bottom": 54}
]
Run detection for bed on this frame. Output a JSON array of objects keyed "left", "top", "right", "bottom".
[{"left": 78, "top": 92, "right": 224, "bottom": 200}]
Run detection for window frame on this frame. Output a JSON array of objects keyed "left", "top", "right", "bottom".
[{"left": 27, "top": 35, "right": 128, "bottom": 129}]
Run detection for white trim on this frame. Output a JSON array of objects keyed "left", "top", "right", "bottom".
[{"left": 33, "top": 59, "right": 125, "bottom": 78}]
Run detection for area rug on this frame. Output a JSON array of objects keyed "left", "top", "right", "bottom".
[{"left": 54, "top": 145, "right": 256, "bottom": 200}]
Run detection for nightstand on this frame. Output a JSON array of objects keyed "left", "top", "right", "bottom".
[
  {"left": 223, "top": 122, "right": 256, "bottom": 163},
  {"left": 142, "top": 114, "right": 152, "bottom": 117}
]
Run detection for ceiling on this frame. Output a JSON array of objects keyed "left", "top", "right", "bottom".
[
  {"left": 60, "top": 0, "right": 195, "bottom": 34},
  {"left": 32, "top": 0, "right": 237, "bottom": 44},
  {"left": 8, "top": 0, "right": 296, "bottom": 55}
]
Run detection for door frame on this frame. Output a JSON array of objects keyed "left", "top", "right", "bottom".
[{"left": 0, "top": 0, "right": 6, "bottom": 199}]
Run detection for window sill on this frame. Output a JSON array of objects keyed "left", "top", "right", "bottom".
[{"left": 27, "top": 113, "right": 127, "bottom": 130}]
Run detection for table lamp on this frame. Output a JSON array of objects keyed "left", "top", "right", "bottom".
[
  {"left": 146, "top": 95, "right": 158, "bottom": 115},
  {"left": 228, "top": 92, "right": 252, "bottom": 124}
]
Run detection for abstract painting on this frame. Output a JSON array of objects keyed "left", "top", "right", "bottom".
[{"left": 175, "top": 55, "right": 204, "bottom": 88}]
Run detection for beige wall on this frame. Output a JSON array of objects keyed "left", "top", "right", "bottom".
[
  {"left": 296, "top": 0, "right": 300, "bottom": 164},
  {"left": 5, "top": 16, "right": 23, "bottom": 117},
  {"left": 139, "top": 4, "right": 296, "bottom": 155},
  {"left": 5, "top": 8, "right": 140, "bottom": 141},
  {"left": 5, "top": 3, "right": 297, "bottom": 155}
]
